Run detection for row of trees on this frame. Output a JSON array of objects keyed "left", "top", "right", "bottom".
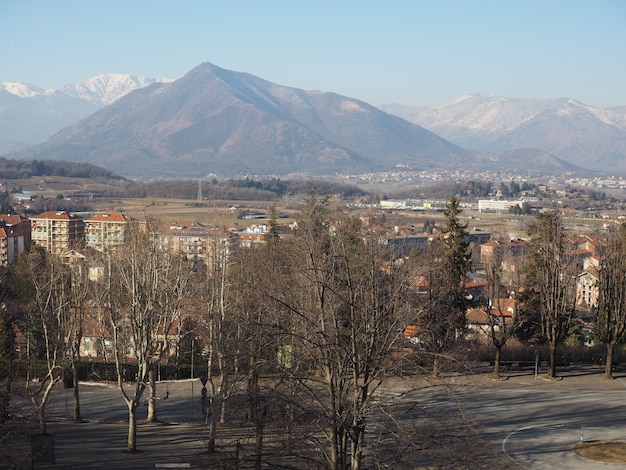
[
  {"left": 0, "top": 157, "right": 122, "bottom": 180},
  {"left": 0, "top": 195, "right": 473, "bottom": 468},
  {"left": 2, "top": 195, "right": 626, "bottom": 468},
  {"left": 480, "top": 210, "right": 626, "bottom": 382}
]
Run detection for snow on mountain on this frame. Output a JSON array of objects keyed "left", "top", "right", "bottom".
[
  {"left": 382, "top": 94, "right": 626, "bottom": 135},
  {"left": 0, "top": 81, "right": 44, "bottom": 98},
  {"left": 0, "top": 73, "right": 173, "bottom": 155},
  {"left": 61, "top": 73, "right": 174, "bottom": 105},
  {"left": 379, "top": 95, "right": 626, "bottom": 171},
  {"left": 0, "top": 74, "right": 173, "bottom": 105}
]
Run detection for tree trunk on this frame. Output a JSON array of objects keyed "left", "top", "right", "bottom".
[
  {"left": 206, "top": 376, "right": 218, "bottom": 453},
  {"left": 351, "top": 420, "right": 365, "bottom": 470},
  {"left": 432, "top": 357, "right": 440, "bottom": 378},
  {"left": 30, "top": 378, "right": 57, "bottom": 435},
  {"left": 72, "top": 361, "right": 81, "bottom": 421},
  {"left": 248, "top": 356, "right": 259, "bottom": 422},
  {"left": 605, "top": 342, "right": 616, "bottom": 379},
  {"left": 36, "top": 405, "right": 47, "bottom": 435},
  {"left": 330, "top": 426, "right": 340, "bottom": 470},
  {"left": 146, "top": 367, "right": 158, "bottom": 423},
  {"left": 547, "top": 342, "right": 557, "bottom": 378},
  {"left": 127, "top": 403, "right": 138, "bottom": 452},
  {"left": 493, "top": 344, "right": 502, "bottom": 377},
  {"left": 254, "top": 420, "right": 264, "bottom": 470},
  {"left": 219, "top": 372, "right": 229, "bottom": 424}
]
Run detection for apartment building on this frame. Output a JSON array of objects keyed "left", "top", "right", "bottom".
[
  {"left": 30, "top": 210, "right": 85, "bottom": 255},
  {"left": 480, "top": 239, "right": 527, "bottom": 265},
  {"left": 158, "top": 221, "right": 231, "bottom": 266},
  {"left": 0, "top": 214, "right": 31, "bottom": 265},
  {"left": 576, "top": 268, "right": 599, "bottom": 310},
  {"left": 85, "top": 212, "right": 127, "bottom": 252}
]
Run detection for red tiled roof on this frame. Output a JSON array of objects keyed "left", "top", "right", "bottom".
[
  {"left": 0, "top": 215, "right": 23, "bottom": 224},
  {"left": 85, "top": 212, "right": 127, "bottom": 223},
  {"left": 466, "top": 308, "right": 489, "bottom": 323},
  {"left": 30, "top": 210, "right": 82, "bottom": 220}
]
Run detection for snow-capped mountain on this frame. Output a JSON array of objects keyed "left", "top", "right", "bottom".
[
  {"left": 1, "top": 73, "right": 172, "bottom": 105},
  {"left": 0, "top": 81, "right": 45, "bottom": 98},
  {"left": 380, "top": 94, "right": 626, "bottom": 171},
  {"left": 0, "top": 74, "right": 172, "bottom": 154},
  {"left": 60, "top": 73, "right": 174, "bottom": 105}
]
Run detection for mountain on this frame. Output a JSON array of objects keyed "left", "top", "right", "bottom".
[
  {"left": 59, "top": 73, "right": 174, "bottom": 105},
  {"left": 0, "top": 74, "right": 171, "bottom": 154},
  {"left": 7, "top": 63, "right": 578, "bottom": 178},
  {"left": 379, "top": 94, "right": 626, "bottom": 172}
]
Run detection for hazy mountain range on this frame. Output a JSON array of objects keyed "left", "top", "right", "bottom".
[
  {"left": 3, "top": 63, "right": 620, "bottom": 178},
  {"left": 0, "top": 74, "right": 172, "bottom": 154},
  {"left": 380, "top": 95, "right": 626, "bottom": 172}
]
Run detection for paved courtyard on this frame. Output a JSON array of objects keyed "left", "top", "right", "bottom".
[{"left": 5, "top": 365, "right": 626, "bottom": 469}]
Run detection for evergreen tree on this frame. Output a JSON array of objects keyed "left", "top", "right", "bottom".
[{"left": 419, "top": 196, "right": 471, "bottom": 378}]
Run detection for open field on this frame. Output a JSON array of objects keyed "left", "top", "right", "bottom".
[{"left": 3, "top": 175, "right": 616, "bottom": 238}]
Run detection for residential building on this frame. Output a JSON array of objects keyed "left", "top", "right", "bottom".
[
  {"left": 235, "top": 224, "right": 269, "bottom": 247},
  {"left": 30, "top": 210, "right": 85, "bottom": 255},
  {"left": 480, "top": 239, "right": 527, "bottom": 266},
  {"left": 158, "top": 221, "right": 231, "bottom": 266},
  {"left": 379, "top": 234, "right": 429, "bottom": 254},
  {"left": 465, "top": 298, "right": 516, "bottom": 342},
  {"left": 0, "top": 214, "right": 31, "bottom": 265},
  {"left": 85, "top": 212, "right": 128, "bottom": 252},
  {"left": 576, "top": 268, "right": 599, "bottom": 310}
]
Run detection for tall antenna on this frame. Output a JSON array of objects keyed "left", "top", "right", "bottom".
[{"left": 197, "top": 178, "right": 203, "bottom": 204}]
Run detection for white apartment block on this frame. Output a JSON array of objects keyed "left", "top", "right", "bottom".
[
  {"left": 30, "top": 211, "right": 85, "bottom": 255},
  {"left": 85, "top": 212, "right": 127, "bottom": 252}
]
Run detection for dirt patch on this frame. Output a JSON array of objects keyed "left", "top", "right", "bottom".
[{"left": 572, "top": 440, "right": 626, "bottom": 463}]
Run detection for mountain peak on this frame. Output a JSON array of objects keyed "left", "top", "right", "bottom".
[
  {"left": 0, "top": 81, "right": 44, "bottom": 98},
  {"left": 8, "top": 63, "right": 482, "bottom": 178},
  {"left": 382, "top": 94, "right": 626, "bottom": 171},
  {"left": 62, "top": 73, "right": 174, "bottom": 105}
]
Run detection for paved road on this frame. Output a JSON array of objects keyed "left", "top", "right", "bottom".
[
  {"left": 374, "top": 365, "right": 626, "bottom": 469},
  {"left": 442, "top": 366, "right": 626, "bottom": 469}
]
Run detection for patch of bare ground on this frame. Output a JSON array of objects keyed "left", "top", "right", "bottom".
[{"left": 572, "top": 440, "right": 626, "bottom": 463}]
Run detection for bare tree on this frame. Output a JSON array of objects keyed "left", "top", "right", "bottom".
[
  {"left": 199, "top": 234, "right": 237, "bottom": 453},
  {"left": 106, "top": 220, "right": 187, "bottom": 451},
  {"left": 17, "top": 247, "right": 70, "bottom": 434},
  {"left": 525, "top": 211, "right": 577, "bottom": 378},
  {"left": 483, "top": 254, "right": 522, "bottom": 377},
  {"left": 64, "top": 259, "right": 90, "bottom": 421},
  {"left": 595, "top": 228, "right": 626, "bottom": 379},
  {"left": 0, "top": 266, "right": 20, "bottom": 463},
  {"left": 271, "top": 194, "right": 408, "bottom": 470}
]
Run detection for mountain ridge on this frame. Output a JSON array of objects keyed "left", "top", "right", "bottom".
[
  {"left": 9, "top": 63, "right": 486, "bottom": 176},
  {"left": 4, "top": 63, "right": 582, "bottom": 178},
  {"left": 0, "top": 74, "right": 172, "bottom": 154},
  {"left": 380, "top": 94, "right": 626, "bottom": 171}
]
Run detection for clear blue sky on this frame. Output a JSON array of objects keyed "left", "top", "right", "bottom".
[{"left": 1, "top": 0, "right": 625, "bottom": 107}]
